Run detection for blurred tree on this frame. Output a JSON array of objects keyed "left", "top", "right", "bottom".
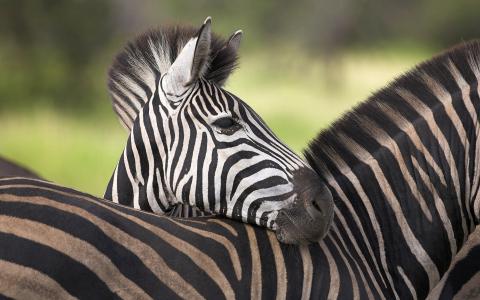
[
  {"left": 0, "top": 0, "right": 114, "bottom": 111},
  {"left": 0, "top": 0, "right": 479, "bottom": 112}
]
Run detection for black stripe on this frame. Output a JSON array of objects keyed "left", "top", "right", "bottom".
[
  {"left": 0, "top": 232, "right": 118, "bottom": 299},
  {"left": 439, "top": 245, "right": 480, "bottom": 299},
  {"left": 0, "top": 200, "right": 172, "bottom": 299},
  {"left": 1, "top": 185, "right": 222, "bottom": 298}
]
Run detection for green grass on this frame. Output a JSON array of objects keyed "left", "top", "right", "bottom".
[
  {"left": 0, "top": 48, "right": 429, "bottom": 196},
  {"left": 1, "top": 109, "right": 126, "bottom": 195}
]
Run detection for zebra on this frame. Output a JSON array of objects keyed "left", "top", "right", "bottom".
[
  {"left": 0, "top": 177, "right": 477, "bottom": 299},
  {"left": 104, "top": 30, "right": 480, "bottom": 298},
  {"left": 301, "top": 40, "right": 480, "bottom": 298},
  {"left": 3, "top": 38, "right": 480, "bottom": 299},
  {"left": 103, "top": 17, "right": 334, "bottom": 244},
  {"left": 0, "top": 156, "right": 41, "bottom": 179},
  {"left": 428, "top": 225, "right": 480, "bottom": 299},
  {"left": 3, "top": 17, "right": 480, "bottom": 298}
]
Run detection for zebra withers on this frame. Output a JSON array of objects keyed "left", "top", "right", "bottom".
[
  {"left": 303, "top": 40, "right": 480, "bottom": 297},
  {"left": 104, "top": 17, "right": 334, "bottom": 244}
]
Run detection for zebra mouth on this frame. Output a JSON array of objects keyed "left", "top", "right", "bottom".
[{"left": 275, "top": 206, "right": 332, "bottom": 244}]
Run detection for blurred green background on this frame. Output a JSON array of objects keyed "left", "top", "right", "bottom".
[{"left": 1, "top": 0, "right": 479, "bottom": 196}]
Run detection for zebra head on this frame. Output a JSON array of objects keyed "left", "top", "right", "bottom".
[{"left": 105, "top": 17, "right": 334, "bottom": 244}]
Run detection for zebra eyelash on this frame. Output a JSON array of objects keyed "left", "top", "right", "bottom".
[{"left": 212, "top": 116, "right": 242, "bottom": 134}]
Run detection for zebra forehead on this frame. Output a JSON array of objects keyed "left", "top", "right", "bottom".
[
  {"left": 108, "top": 23, "right": 239, "bottom": 130},
  {"left": 191, "top": 83, "right": 243, "bottom": 113}
]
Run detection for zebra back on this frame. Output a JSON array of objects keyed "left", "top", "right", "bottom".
[
  {"left": 0, "top": 178, "right": 312, "bottom": 299},
  {"left": 1, "top": 177, "right": 478, "bottom": 299},
  {"left": 0, "top": 156, "right": 41, "bottom": 179}
]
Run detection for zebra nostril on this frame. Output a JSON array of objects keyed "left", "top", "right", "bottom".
[{"left": 311, "top": 199, "right": 323, "bottom": 214}]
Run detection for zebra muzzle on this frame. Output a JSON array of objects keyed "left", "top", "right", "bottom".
[{"left": 275, "top": 169, "right": 334, "bottom": 244}]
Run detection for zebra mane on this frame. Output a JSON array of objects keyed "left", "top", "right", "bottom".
[
  {"left": 305, "top": 40, "right": 480, "bottom": 177},
  {"left": 108, "top": 24, "right": 239, "bottom": 130}
]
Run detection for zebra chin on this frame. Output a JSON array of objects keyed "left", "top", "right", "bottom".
[{"left": 274, "top": 168, "right": 334, "bottom": 244}]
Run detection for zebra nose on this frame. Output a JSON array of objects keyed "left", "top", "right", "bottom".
[
  {"left": 290, "top": 167, "right": 333, "bottom": 217},
  {"left": 310, "top": 196, "right": 326, "bottom": 216},
  {"left": 274, "top": 167, "right": 334, "bottom": 244},
  {"left": 305, "top": 184, "right": 333, "bottom": 220},
  {"left": 275, "top": 192, "right": 333, "bottom": 244}
]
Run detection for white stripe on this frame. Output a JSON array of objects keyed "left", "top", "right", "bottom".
[
  {"left": 359, "top": 113, "right": 433, "bottom": 221},
  {"left": 140, "top": 102, "right": 163, "bottom": 213},
  {"left": 130, "top": 129, "right": 145, "bottom": 186},
  {"left": 122, "top": 150, "right": 140, "bottom": 209},
  {"left": 397, "top": 266, "right": 417, "bottom": 300},
  {"left": 320, "top": 153, "right": 395, "bottom": 297},
  {"left": 113, "top": 78, "right": 143, "bottom": 111},
  {"left": 330, "top": 225, "right": 360, "bottom": 299},
  {"left": 339, "top": 133, "right": 440, "bottom": 290},
  {"left": 319, "top": 240, "right": 340, "bottom": 300},
  {"left": 410, "top": 155, "right": 457, "bottom": 255},
  {"left": 111, "top": 166, "right": 119, "bottom": 203},
  {"left": 397, "top": 88, "right": 468, "bottom": 240}
]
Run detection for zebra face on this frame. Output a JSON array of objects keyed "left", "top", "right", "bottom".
[
  {"left": 156, "top": 19, "right": 333, "bottom": 243},
  {"left": 157, "top": 76, "right": 334, "bottom": 243},
  {"left": 106, "top": 17, "right": 334, "bottom": 244}
]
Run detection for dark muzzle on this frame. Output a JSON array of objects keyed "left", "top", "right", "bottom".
[{"left": 275, "top": 168, "right": 334, "bottom": 244}]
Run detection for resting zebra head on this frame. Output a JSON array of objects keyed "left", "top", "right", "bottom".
[{"left": 104, "top": 17, "right": 334, "bottom": 244}]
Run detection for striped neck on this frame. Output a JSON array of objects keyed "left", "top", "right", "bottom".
[
  {"left": 305, "top": 41, "right": 480, "bottom": 298},
  {"left": 105, "top": 97, "right": 177, "bottom": 213},
  {"left": 309, "top": 118, "right": 478, "bottom": 298}
]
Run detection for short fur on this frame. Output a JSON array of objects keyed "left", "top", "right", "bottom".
[
  {"left": 306, "top": 40, "right": 480, "bottom": 177},
  {"left": 304, "top": 40, "right": 480, "bottom": 298},
  {"left": 0, "top": 156, "right": 41, "bottom": 179},
  {"left": 108, "top": 24, "right": 239, "bottom": 129}
]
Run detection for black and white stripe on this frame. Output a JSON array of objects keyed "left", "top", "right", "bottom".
[
  {"left": 3, "top": 22, "right": 480, "bottom": 300},
  {"left": 103, "top": 18, "right": 321, "bottom": 235},
  {"left": 303, "top": 40, "right": 480, "bottom": 298},
  {"left": 0, "top": 173, "right": 476, "bottom": 299},
  {"left": 428, "top": 225, "right": 480, "bottom": 299},
  {"left": 100, "top": 35, "right": 480, "bottom": 297}
]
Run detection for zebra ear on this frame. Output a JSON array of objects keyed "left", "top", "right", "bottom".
[
  {"left": 214, "top": 30, "right": 242, "bottom": 86},
  {"left": 162, "top": 17, "right": 212, "bottom": 97},
  {"left": 226, "top": 30, "right": 242, "bottom": 53}
]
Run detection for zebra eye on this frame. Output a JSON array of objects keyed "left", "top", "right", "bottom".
[{"left": 213, "top": 117, "right": 240, "bottom": 132}]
